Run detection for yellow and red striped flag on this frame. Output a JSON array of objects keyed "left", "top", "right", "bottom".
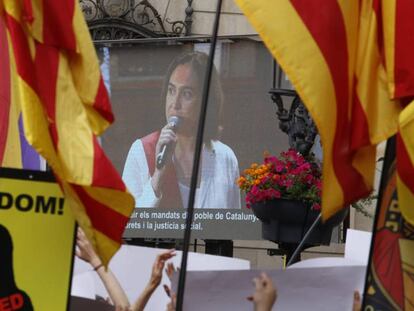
[
  {"left": 235, "top": 1, "right": 414, "bottom": 308},
  {"left": 234, "top": 0, "right": 414, "bottom": 225},
  {"left": 0, "top": 12, "right": 21, "bottom": 169},
  {"left": 382, "top": 0, "right": 414, "bottom": 100},
  {"left": 234, "top": 0, "right": 402, "bottom": 221},
  {"left": 397, "top": 104, "right": 414, "bottom": 226},
  {"left": 0, "top": 0, "right": 134, "bottom": 265},
  {"left": 0, "top": 9, "right": 42, "bottom": 170},
  {"left": 381, "top": 0, "right": 414, "bottom": 226}
]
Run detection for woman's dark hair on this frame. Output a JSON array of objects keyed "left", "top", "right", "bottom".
[{"left": 161, "top": 51, "right": 223, "bottom": 145}]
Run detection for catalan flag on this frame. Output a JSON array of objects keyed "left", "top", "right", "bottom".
[
  {"left": 397, "top": 105, "right": 414, "bottom": 226},
  {"left": 0, "top": 0, "right": 134, "bottom": 265},
  {"left": 382, "top": 0, "right": 414, "bottom": 227},
  {"left": 235, "top": 0, "right": 414, "bottom": 226},
  {"left": 0, "top": 13, "right": 41, "bottom": 170},
  {"left": 382, "top": 0, "right": 414, "bottom": 100}
]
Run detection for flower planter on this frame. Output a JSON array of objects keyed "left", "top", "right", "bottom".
[{"left": 251, "top": 198, "right": 348, "bottom": 246}]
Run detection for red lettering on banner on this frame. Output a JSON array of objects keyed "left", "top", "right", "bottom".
[
  {"left": 0, "top": 293, "right": 23, "bottom": 310},
  {"left": 10, "top": 294, "right": 23, "bottom": 309},
  {"left": 0, "top": 296, "right": 11, "bottom": 311}
]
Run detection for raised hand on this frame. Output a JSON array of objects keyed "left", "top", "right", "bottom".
[
  {"left": 75, "top": 227, "right": 101, "bottom": 269},
  {"left": 247, "top": 273, "right": 277, "bottom": 311},
  {"left": 352, "top": 291, "right": 362, "bottom": 311},
  {"left": 165, "top": 262, "right": 179, "bottom": 281},
  {"left": 166, "top": 293, "right": 176, "bottom": 311},
  {"left": 148, "top": 249, "right": 176, "bottom": 290}
]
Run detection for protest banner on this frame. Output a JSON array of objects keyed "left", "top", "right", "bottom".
[{"left": 0, "top": 168, "right": 76, "bottom": 310}]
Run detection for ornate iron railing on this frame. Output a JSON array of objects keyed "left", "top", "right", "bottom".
[{"left": 80, "top": 0, "right": 193, "bottom": 40}]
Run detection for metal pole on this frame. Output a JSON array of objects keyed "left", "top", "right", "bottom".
[
  {"left": 272, "top": 59, "right": 277, "bottom": 89},
  {"left": 175, "top": 0, "right": 223, "bottom": 310},
  {"left": 286, "top": 213, "right": 322, "bottom": 266},
  {"left": 271, "top": 58, "right": 284, "bottom": 90}
]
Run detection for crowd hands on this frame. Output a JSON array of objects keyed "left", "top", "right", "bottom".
[
  {"left": 76, "top": 228, "right": 176, "bottom": 311},
  {"left": 76, "top": 228, "right": 361, "bottom": 311}
]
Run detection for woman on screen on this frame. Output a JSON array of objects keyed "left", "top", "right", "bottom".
[{"left": 122, "top": 52, "right": 241, "bottom": 209}]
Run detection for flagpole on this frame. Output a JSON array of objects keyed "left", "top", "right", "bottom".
[
  {"left": 175, "top": 0, "right": 223, "bottom": 310},
  {"left": 361, "top": 136, "right": 396, "bottom": 308},
  {"left": 286, "top": 213, "right": 322, "bottom": 266}
]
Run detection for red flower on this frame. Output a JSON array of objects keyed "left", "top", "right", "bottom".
[
  {"left": 304, "top": 174, "right": 314, "bottom": 184},
  {"left": 238, "top": 148, "right": 322, "bottom": 210},
  {"left": 312, "top": 203, "right": 321, "bottom": 211}
]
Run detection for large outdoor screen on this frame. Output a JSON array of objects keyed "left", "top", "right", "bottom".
[{"left": 97, "top": 38, "right": 295, "bottom": 240}]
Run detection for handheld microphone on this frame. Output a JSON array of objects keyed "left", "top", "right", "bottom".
[{"left": 156, "top": 116, "right": 182, "bottom": 169}]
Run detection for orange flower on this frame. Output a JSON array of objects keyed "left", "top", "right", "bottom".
[{"left": 237, "top": 176, "right": 246, "bottom": 184}]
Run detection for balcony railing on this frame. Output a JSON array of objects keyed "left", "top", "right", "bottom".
[{"left": 80, "top": 0, "right": 193, "bottom": 40}]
